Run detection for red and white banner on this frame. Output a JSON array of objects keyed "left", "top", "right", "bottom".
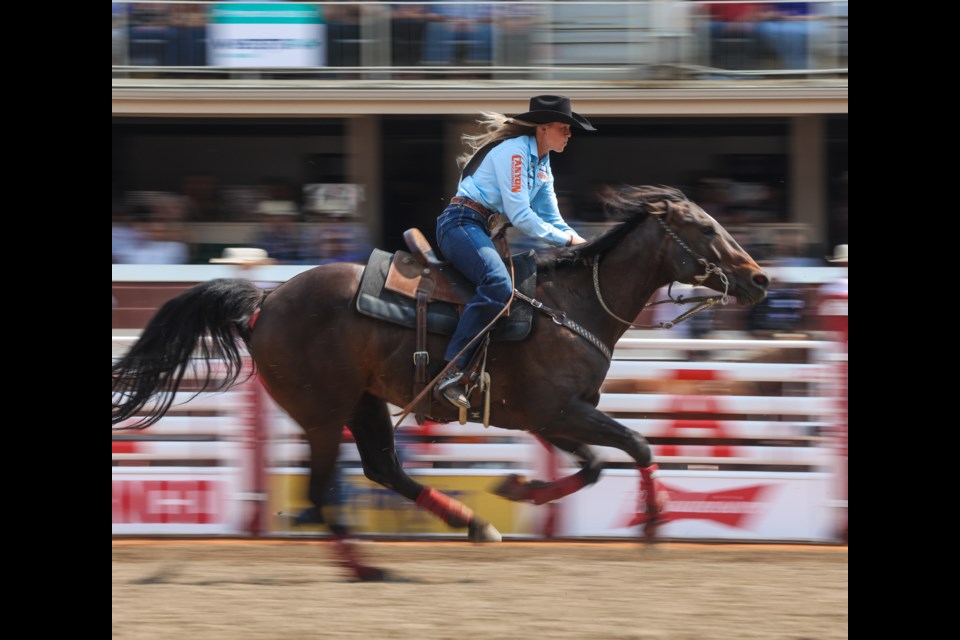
[
  {"left": 552, "top": 470, "right": 837, "bottom": 541},
  {"left": 112, "top": 474, "right": 242, "bottom": 534}
]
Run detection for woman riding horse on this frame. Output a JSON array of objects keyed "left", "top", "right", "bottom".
[
  {"left": 434, "top": 95, "right": 594, "bottom": 409},
  {"left": 113, "top": 183, "right": 769, "bottom": 581}
]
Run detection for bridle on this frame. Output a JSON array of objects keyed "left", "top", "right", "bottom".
[
  {"left": 592, "top": 204, "right": 731, "bottom": 330},
  {"left": 393, "top": 196, "right": 736, "bottom": 428}
]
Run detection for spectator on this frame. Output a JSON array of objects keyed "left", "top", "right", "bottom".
[
  {"left": 115, "top": 218, "right": 190, "bottom": 264},
  {"left": 127, "top": 2, "right": 175, "bottom": 66},
  {"left": 255, "top": 210, "right": 306, "bottom": 264},
  {"left": 170, "top": 2, "right": 207, "bottom": 67},
  {"left": 755, "top": 2, "right": 822, "bottom": 70},
  {"left": 181, "top": 172, "right": 223, "bottom": 222},
  {"left": 112, "top": 204, "right": 148, "bottom": 264},
  {"left": 492, "top": 1, "right": 540, "bottom": 72},
  {"left": 704, "top": 2, "right": 774, "bottom": 71},
  {"left": 114, "top": 195, "right": 192, "bottom": 264},
  {"left": 112, "top": 3, "right": 128, "bottom": 65},
  {"left": 251, "top": 177, "right": 307, "bottom": 263},
  {"left": 767, "top": 229, "right": 820, "bottom": 267},
  {"left": 391, "top": 2, "right": 428, "bottom": 74},
  {"left": 306, "top": 217, "right": 373, "bottom": 264},
  {"left": 326, "top": 3, "right": 361, "bottom": 70},
  {"left": 747, "top": 288, "right": 807, "bottom": 336},
  {"left": 422, "top": 1, "right": 493, "bottom": 68}
]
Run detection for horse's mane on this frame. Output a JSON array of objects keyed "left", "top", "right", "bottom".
[{"left": 538, "top": 185, "right": 689, "bottom": 269}]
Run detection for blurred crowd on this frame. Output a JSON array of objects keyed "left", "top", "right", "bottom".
[
  {"left": 111, "top": 2, "right": 847, "bottom": 269},
  {"left": 112, "top": 169, "right": 847, "bottom": 269},
  {"left": 113, "top": 1, "right": 539, "bottom": 72},
  {"left": 702, "top": 1, "right": 844, "bottom": 72},
  {"left": 113, "top": 1, "right": 847, "bottom": 75},
  {"left": 111, "top": 176, "right": 373, "bottom": 265}
]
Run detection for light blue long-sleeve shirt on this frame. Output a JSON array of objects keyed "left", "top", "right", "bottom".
[{"left": 455, "top": 135, "right": 577, "bottom": 247}]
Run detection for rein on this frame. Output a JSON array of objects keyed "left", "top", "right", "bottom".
[
  {"left": 513, "top": 205, "right": 734, "bottom": 358},
  {"left": 592, "top": 211, "right": 731, "bottom": 330},
  {"left": 512, "top": 289, "right": 612, "bottom": 360}
]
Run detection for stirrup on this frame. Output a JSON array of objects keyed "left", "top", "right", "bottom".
[
  {"left": 441, "top": 385, "right": 470, "bottom": 410},
  {"left": 435, "top": 369, "right": 470, "bottom": 409}
]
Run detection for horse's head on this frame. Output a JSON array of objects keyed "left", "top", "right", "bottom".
[{"left": 595, "top": 186, "right": 769, "bottom": 306}]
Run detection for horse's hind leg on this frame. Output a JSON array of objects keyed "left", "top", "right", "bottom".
[
  {"left": 301, "top": 420, "right": 387, "bottom": 581},
  {"left": 348, "top": 392, "right": 501, "bottom": 543},
  {"left": 492, "top": 436, "right": 603, "bottom": 505}
]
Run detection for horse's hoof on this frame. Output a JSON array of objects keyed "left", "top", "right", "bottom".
[
  {"left": 490, "top": 474, "right": 528, "bottom": 502},
  {"left": 643, "top": 517, "right": 663, "bottom": 544},
  {"left": 293, "top": 506, "right": 324, "bottom": 525},
  {"left": 468, "top": 520, "right": 502, "bottom": 543},
  {"left": 642, "top": 506, "right": 671, "bottom": 544},
  {"left": 344, "top": 564, "right": 388, "bottom": 582},
  {"left": 626, "top": 510, "right": 668, "bottom": 543}
]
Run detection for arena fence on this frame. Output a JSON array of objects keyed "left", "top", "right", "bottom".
[{"left": 113, "top": 331, "right": 847, "bottom": 542}]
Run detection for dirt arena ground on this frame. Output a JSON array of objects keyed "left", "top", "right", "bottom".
[{"left": 113, "top": 539, "right": 848, "bottom": 640}]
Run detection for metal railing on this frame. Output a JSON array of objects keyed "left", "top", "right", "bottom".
[{"left": 112, "top": 1, "right": 848, "bottom": 85}]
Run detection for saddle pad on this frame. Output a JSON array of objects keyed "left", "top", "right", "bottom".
[{"left": 356, "top": 248, "right": 536, "bottom": 341}]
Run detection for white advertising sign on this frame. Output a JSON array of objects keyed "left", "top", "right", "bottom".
[
  {"left": 112, "top": 470, "right": 246, "bottom": 535},
  {"left": 555, "top": 470, "right": 838, "bottom": 542},
  {"left": 208, "top": 3, "right": 325, "bottom": 68}
]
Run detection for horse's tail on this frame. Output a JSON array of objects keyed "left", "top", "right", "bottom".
[{"left": 112, "top": 278, "right": 267, "bottom": 430}]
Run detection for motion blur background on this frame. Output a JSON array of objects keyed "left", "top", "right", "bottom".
[{"left": 112, "top": 1, "right": 847, "bottom": 543}]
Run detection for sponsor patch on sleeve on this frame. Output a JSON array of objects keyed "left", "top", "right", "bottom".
[{"left": 511, "top": 155, "right": 523, "bottom": 192}]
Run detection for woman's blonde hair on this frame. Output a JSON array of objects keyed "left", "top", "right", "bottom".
[{"left": 457, "top": 111, "right": 537, "bottom": 170}]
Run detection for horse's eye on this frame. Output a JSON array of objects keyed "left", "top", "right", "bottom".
[{"left": 701, "top": 225, "right": 716, "bottom": 236}]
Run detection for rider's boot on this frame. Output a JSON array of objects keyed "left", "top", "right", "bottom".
[{"left": 435, "top": 366, "right": 470, "bottom": 409}]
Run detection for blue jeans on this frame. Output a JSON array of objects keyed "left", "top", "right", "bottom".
[
  {"left": 755, "top": 20, "right": 817, "bottom": 69},
  {"left": 422, "top": 22, "right": 493, "bottom": 64},
  {"left": 436, "top": 205, "right": 512, "bottom": 368}
]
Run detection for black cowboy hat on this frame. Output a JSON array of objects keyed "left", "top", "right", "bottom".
[{"left": 512, "top": 95, "right": 596, "bottom": 131}]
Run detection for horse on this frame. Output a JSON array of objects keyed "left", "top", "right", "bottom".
[{"left": 112, "top": 185, "right": 768, "bottom": 580}]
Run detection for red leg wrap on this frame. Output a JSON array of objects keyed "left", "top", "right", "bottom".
[
  {"left": 639, "top": 464, "right": 670, "bottom": 514},
  {"left": 416, "top": 487, "right": 474, "bottom": 528},
  {"left": 524, "top": 473, "right": 589, "bottom": 505},
  {"left": 627, "top": 465, "right": 672, "bottom": 538}
]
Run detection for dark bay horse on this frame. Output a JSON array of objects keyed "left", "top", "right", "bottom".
[{"left": 113, "top": 186, "right": 768, "bottom": 580}]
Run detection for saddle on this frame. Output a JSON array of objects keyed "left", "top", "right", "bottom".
[
  {"left": 385, "top": 229, "right": 476, "bottom": 308},
  {"left": 356, "top": 229, "right": 538, "bottom": 422}
]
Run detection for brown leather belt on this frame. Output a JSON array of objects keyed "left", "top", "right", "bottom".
[{"left": 450, "top": 196, "right": 497, "bottom": 221}]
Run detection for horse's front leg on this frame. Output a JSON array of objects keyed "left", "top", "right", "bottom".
[
  {"left": 349, "top": 392, "right": 502, "bottom": 544},
  {"left": 538, "top": 398, "right": 670, "bottom": 541},
  {"left": 491, "top": 435, "right": 603, "bottom": 505}
]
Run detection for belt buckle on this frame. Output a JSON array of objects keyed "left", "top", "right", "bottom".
[{"left": 486, "top": 213, "right": 504, "bottom": 232}]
